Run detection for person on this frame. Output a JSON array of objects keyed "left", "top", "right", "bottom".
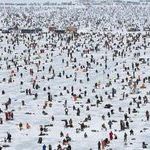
[
  {"left": 79, "top": 122, "right": 86, "bottom": 131},
  {"left": 109, "top": 131, "right": 113, "bottom": 140},
  {"left": 120, "top": 120, "right": 125, "bottom": 130},
  {"left": 42, "top": 144, "right": 46, "bottom": 150},
  {"left": 142, "top": 142, "right": 147, "bottom": 148},
  {"left": 114, "top": 134, "right": 117, "bottom": 139},
  {"left": 102, "top": 123, "right": 107, "bottom": 131},
  {"left": 26, "top": 123, "right": 31, "bottom": 129},
  {"left": 19, "top": 122, "right": 23, "bottom": 130},
  {"left": 38, "top": 137, "right": 42, "bottom": 144},
  {"left": 77, "top": 108, "right": 80, "bottom": 116},
  {"left": 124, "top": 132, "right": 127, "bottom": 143},
  {"left": 66, "top": 134, "right": 71, "bottom": 142},
  {"left": 60, "top": 131, "right": 64, "bottom": 137},
  {"left": 96, "top": 99, "right": 100, "bottom": 107},
  {"left": 98, "top": 141, "right": 101, "bottom": 150},
  {"left": 126, "top": 121, "right": 129, "bottom": 129},
  {"left": 48, "top": 144, "right": 52, "bottom": 150},
  {"left": 146, "top": 110, "right": 149, "bottom": 121},
  {"left": 40, "top": 125, "right": 44, "bottom": 135},
  {"left": 65, "top": 108, "right": 68, "bottom": 115},
  {"left": 51, "top": 116, "right": 54, "bottom": 121},
  {"left": 67, "top": 144, "right": 71, "bottom": 150},
  {"left": 0, "top": 108, "right": 3, "bottom": 113},
  {"left": 84, "top": 132, "right": 87, "bottom": 138},
  {"left": 69, "top": 119, "right": 73, "bottom": 127},
  {"left": 7, "top": 132, "right": 12, "bottom": 142},
  {"left": 57, "top": 144, "right": 62, "bottom": 150},
  {"left": 22, "top": 100, "right": 25, "bottom": 106},
  {"left": 108, "top": 120, "right": 113, "bottom": 129},
  {"left": 0, "top": 118, "right": 3, "bottom": 124},
  {"left": 5, "top": 112, "right": 9, "bottom": 121},
  {"left": 130, "top": 129, "right": 134, "bottom": 135}
]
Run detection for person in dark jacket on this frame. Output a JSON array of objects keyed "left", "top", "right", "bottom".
[
  {"left": 98, "top": 141, "right": 101, "bottom": 150},
  {"left": 42, "top": 144, "right": 46, "bottom": 150}
]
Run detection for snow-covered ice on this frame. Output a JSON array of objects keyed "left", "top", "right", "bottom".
[{"left": 0, "top": 1, "right": 150, "bottom": 150}]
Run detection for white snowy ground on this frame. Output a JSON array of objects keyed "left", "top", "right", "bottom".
[
  {"left": 0, "top": 5, "right": 150, "bottom": 150},
  {"left": 0, "top": 30, "right": 150, "bottom": 150}
]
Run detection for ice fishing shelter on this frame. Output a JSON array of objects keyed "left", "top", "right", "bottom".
[
  {"left": 66, "top": 26, "right": 77, "bottom": 33},
  {"left": 21, "top": 29, "right": 36, "bottom": 34},
  {"left": 127, "top": 28, "right": 140, "bottom": 32},
  {"left": 8, "top": 26, "right": 19, "bottom": 32},
  {"left": 48, "top": 26, "right": 57, "bottom": 32},
  {"left": 21, "top": 28, "right": 42, "bottom": 34},
  {"left": 127, "top": 25, "right": 141, "bottom": 32},
  {"left": 35, "top": 28, "right": 42, "bottom": 33},
  {"left": 1, "top": 29, "right": 11, "bottom": 34},
  {"left": 54, "top": 29, "right": 66, "bottom": 34},
  {"left": 143, "top": 27, "right": 150, "bottom": 32}
]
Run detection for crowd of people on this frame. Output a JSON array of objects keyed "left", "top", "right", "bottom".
[{"left": 0, "top": 1, "right": 150, "bottom": 150}]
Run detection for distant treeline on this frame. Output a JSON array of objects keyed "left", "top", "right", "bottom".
[
  {"left": 0, "top": 2, "right": 75, "bottom": 6},
  {"left": 0, "top": 1, "right": 150, "bottom": 6}
]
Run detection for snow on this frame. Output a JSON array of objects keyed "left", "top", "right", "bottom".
[{"left": 0, "top": 2, "right": 150, "bottom": 150}]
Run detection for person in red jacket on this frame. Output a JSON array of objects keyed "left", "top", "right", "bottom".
[{"left": 109, "top": 131, "right": 113, "bottom": 140}]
